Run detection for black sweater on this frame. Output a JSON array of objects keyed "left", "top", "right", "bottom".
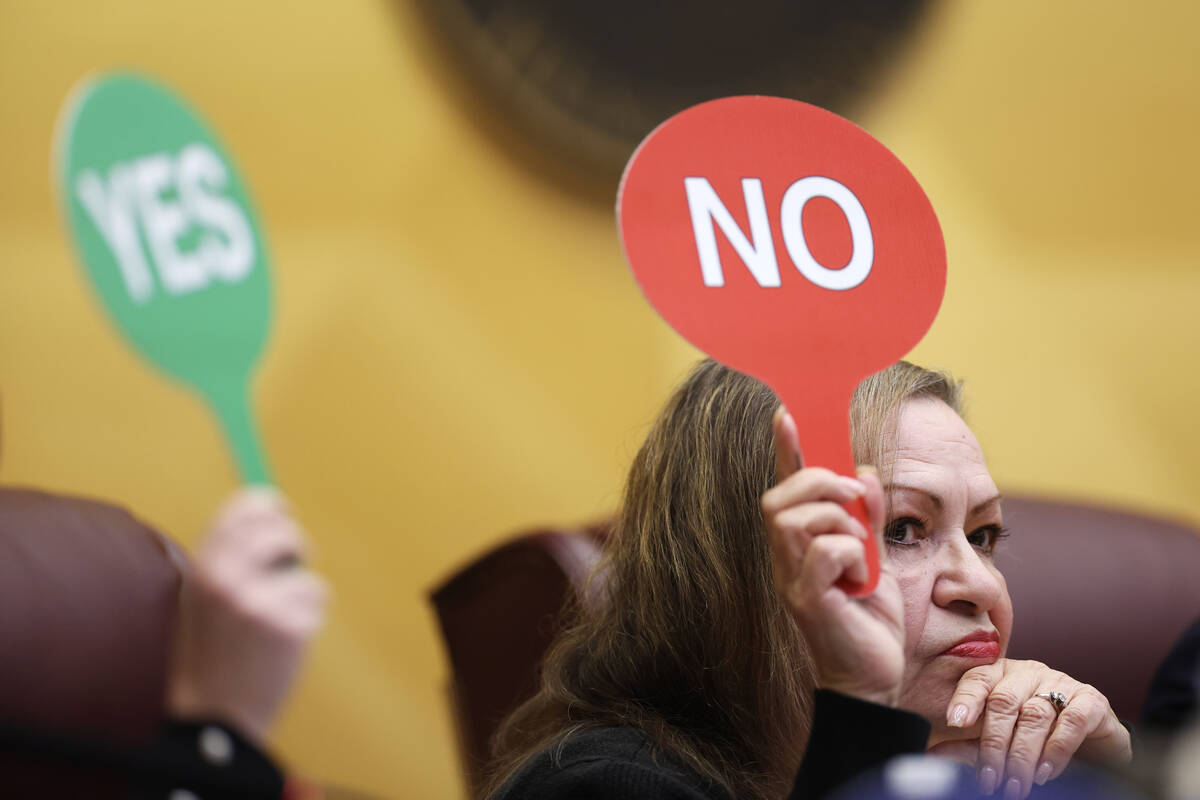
[{"left": 492, "top": 690, "right": 932, "bottom": 799}]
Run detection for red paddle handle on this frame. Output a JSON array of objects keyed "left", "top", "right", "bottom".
[
  {"left": 781, "top": 380, "right": 880, "bottom": 597},
  {"left": 837, "top": 494, "right": 878, "bottom": 597}
]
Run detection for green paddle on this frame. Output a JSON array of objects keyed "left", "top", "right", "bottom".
[{"left": 55, "top": 72, "right": 273, "bottom": 484}]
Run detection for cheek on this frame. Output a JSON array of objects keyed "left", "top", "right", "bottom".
[
  {"left": 895, "top": 562, "right": 935, "bottom": 656},
  {"left": 895, "top": 563, "right": 955, "bottom": 721},
  {"left": 991, "top": 568, "right": 1014, "bottom": 654}
]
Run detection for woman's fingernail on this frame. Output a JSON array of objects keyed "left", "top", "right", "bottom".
[
  {"left": 1035, "top": 762, "right": 1053, "bottom": 785},
  {"left": 949, "top": 704, "right": 968, "bottom": 727},
  {"left": 978, "top": 766, "right": 998, "bottom": 795},
  {"left": 1003, "top": 777, "right": 1022, "bottom": 800},
  {"left": 840, "top": 477, "right": 865, "bottom": 496}
]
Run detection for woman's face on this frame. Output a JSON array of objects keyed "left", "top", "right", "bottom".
[{"left": 882, "top": 396, "right": 1013, "bottom": 732}]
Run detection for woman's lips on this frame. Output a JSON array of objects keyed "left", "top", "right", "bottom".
[
  {"left": 944, "top": 641, "right": 1001, "bottom": 660},
  {"left": 942, "top": 631, "right": 1000, "bottom": 660}
]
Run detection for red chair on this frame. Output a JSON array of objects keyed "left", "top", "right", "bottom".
[
  {"left": 996, "top": 495, "right": 1200, "bottom": 721},
  {"left": 430, "top": 527, "right": 605, "bottom": 795},
  {"left": 432, "top": 497, "right": 1200, "bottom": 794},
  {"left": 0, "top": 486, "right": 182, "bottom": 796}
]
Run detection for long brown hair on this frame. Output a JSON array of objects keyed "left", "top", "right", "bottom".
[{"left": 485, "top": 358, "right": 962, "bottom": 799}]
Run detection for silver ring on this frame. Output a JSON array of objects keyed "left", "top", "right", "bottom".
[{"left": 1035, "top": 691, "right": 1068, "bottom": 712}]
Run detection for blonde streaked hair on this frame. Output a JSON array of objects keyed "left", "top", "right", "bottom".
[{"left": 851, "top": 359, "right": 963, "bottom": 475}]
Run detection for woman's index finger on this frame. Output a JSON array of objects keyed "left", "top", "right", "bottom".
[{"left": 947, "top": 661, "right": 1006, "bottom": 728}]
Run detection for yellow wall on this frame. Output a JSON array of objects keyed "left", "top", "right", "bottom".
[{"left": 1, "top": 1, "right": 1197, "bottom": 796}]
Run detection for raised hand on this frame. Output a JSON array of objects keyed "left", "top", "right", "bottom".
[
  {"left": 763, "top": 406, "right": 906, "bottom": 706},
  {"left": 167, "top": 488, "right": 328, "bottom": 744}
]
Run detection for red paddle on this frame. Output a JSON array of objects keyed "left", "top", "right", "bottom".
[{"left": 618, "top": 96, "right": 946, "bottom": 596}]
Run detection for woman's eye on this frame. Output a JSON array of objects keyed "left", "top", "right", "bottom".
[
  {"left": 967, "top": 524, "right": 1009, "bottom": 552},
  {"left": 884, "top": 517, "right": 922, "bottom": 546}
]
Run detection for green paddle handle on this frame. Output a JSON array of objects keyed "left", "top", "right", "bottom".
[{"left": 204, "top": 377, "right": 272, "bottom": 485}]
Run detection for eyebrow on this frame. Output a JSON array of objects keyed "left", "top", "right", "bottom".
[{"left": 886, "top": 484, "right": 1004, "bottom": 518}]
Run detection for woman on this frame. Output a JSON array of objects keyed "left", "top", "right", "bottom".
[{"left": 485, "top": 360, "right": 1130, "bottom": 799}]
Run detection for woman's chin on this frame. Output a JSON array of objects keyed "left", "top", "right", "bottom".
[{"left": 899, "top": 663, "right": 967, "bottom": 732}]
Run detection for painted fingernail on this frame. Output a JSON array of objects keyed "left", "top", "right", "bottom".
[
  {"left": 1035, "top": 762, "right": 1053, "bottom": 786},
  {"left": 949, "top": 703, "right": 968, "bottom": 727},
  {"left": 1003, "top": 778, "right": 1021, "bottom": 800},
  {"left": 978, "top": 766, "right": 998, "bottom": 795}
]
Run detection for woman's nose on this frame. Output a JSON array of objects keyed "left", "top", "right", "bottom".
[{"left": 931, "top": 535, "right": 1003, "bottom": 614}]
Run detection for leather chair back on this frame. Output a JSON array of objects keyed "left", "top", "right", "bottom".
[
  {"left": 430, "top": 528, "right": 604, "bottom": 794},
  {"left": 0, "top": 487, "right": 183, "bottom": 794},
  {"left": 997, "top": 495, "right": 1200, "bottom": 720}
]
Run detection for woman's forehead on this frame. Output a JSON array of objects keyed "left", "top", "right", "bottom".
[
  {"left": 893, "top": 396, "right": 980, "bottom": 452},
  {"left": 884, "top": 397, "right": 995, "bottom": 493}
]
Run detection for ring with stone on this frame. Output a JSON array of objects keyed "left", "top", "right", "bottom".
[{"left": 1035, "top": 691, "right": 1068, "bottom": 713}]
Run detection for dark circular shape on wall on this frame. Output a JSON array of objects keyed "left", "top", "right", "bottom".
[{"left": 415, "top": 0, "right": 935, "bottom": 177}]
